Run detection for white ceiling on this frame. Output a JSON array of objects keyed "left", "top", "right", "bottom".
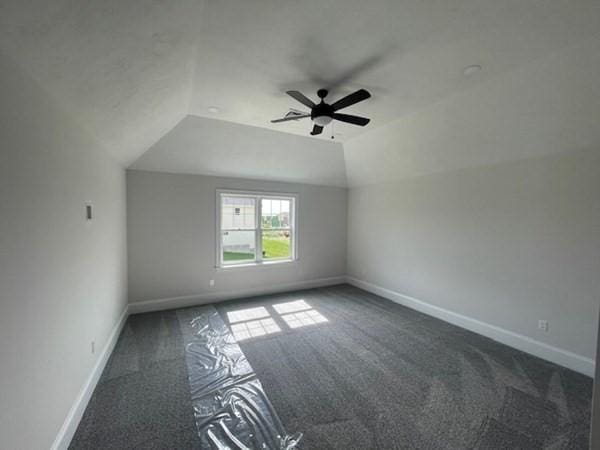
[
  {"left": 0, "top": 0, "right": 202, "bottom": 165},
  {"left": 132, "top": 115, "right": 347, "bottom": 187},
  {"left": 345, "top": 33, "right": 600, "bottom": 186},
  {"left": 1, "top": 0, "right": 599, "bottom": 184},
  {"left": 188, "top": 0, "right": 600, "bottom": 142}
]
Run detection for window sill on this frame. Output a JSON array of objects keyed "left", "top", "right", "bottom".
[{"left": 216, "top": 259, "right": 297, "bottom": 272}]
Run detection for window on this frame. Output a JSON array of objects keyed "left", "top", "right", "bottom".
[{"left": 217, "top": 190, "right": 297, "bottom": 267}]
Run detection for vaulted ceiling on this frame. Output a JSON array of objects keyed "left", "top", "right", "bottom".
[
  {"left": 1, "top": 0, "right": 599, "bottom": 186},
  {"left": 131, "top": 115, "right": 347, "bottom": 187}
]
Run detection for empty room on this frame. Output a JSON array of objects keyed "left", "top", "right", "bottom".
[{"left": 2, "top": 1, "right": 600, "bottom": 449}]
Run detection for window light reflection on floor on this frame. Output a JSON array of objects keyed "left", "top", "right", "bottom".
[
  {"left": 227, "top": 300, "right": 329, "bottom": 342},
  {"left": 281, "top": 309, "right": 328, "bottom": 329},
  {"left": 227, "top": 306, "right": 270, "bottom": 324},
  {"left": 230, "top": 317, "right": 281, "bottom": 341},
  {"left": 272, "top": 299, "right": 312, "bottom": 314}
]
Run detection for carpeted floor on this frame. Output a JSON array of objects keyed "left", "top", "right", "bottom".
[
  {"left": 71, "top": 284, "right": 593, "bottom": 449},
  {"left": 216, "top": 285, "right": 592, "bottom": 449},
  {"left": 69, "top": 307, "right": 200, "bottom": 449}
]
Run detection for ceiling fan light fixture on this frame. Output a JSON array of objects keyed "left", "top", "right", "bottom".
[{"left": 313, "top": 115, "right": 333, "bottom": 126}]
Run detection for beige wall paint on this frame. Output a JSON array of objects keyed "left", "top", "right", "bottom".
[
  {"left": 127, "top": 170, "right": 347, "bottom": 303},
  {"left": 0, "top": 54, "right": 127, "bottom": 449},
  {"left": 347, "top": 149, "right": 600, "bottom": 361}
]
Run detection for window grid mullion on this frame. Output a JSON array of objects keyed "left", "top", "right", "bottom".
[
  {"left": 291, "top": 198, "right": 295, "bottom": 260},
  {"left": 256, "top": 195, "right": 262, "bottom": 263}
]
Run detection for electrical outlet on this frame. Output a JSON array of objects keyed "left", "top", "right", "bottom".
[
  {"left": 91, "top": 341, "right": 95, "bottom": 354},
  {"left": 538, "top": 320, "right": 549, "bottom": 332},
  {"left": 209, "top": 279, "right": 215, "bottom": 287}
]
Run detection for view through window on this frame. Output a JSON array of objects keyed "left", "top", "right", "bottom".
[{"left": 219, "top": 191, "right": 296, "bottom": 266}]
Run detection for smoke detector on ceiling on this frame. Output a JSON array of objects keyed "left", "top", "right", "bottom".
[{"left": 463, "top": 65, "right": 482, "bottom": 76}]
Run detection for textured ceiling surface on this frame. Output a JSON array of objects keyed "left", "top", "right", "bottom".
[
  {"left": 188, "top": 0, "right": 600, "bottom": 142},
  {"left": 0, "top": 0, "right": 202, "bottom": 165},
  {"left": 131, "top": 115, "right": 347, "bottom": 187},
  {"left": 1, "top": 0, "right": 599, "bottom": 184},
  {"left": 345, "top": 34, "right": 600, "bottom": 186}
]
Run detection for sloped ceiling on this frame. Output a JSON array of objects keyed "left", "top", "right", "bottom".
[
  {"left": 0, "top": 0, "right": 202, "bottom": 165},
  {"left": 345, "top": 34, "right": 600, "bottom": 186},
  {"left": 131, "top": 115, "right": 347, "bottom": 187},
  {"left": 187, "top": 0, "right": 600, "bottom": 143},
  {"left": 1, "top": 0, "right": 599, "bottom": 185}
]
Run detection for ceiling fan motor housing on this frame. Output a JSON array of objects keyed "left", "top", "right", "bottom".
[{"left": 311, "top": 99, "right": 334, "bottom": 126}]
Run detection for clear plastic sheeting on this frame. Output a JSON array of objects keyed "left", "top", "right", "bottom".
[{"left": 176, "top": 306, "right": 302, "bottom": 449}]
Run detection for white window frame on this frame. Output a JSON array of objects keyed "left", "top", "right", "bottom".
[{"left": 216, "top": 189, "right": 298, "bottom": 268}]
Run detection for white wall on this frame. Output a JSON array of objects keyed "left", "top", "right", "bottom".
[
  {"left": 127, "top": 170, "right": 347, "bottom": 305},
  {"left": 0, "top": 53, "right": 127, "bottom": 449},
  {"left": 592, "top": 312, "right": 600, "bottom": 447},
  {"left": 347, "top": 149, "right": 600, "bottom": 366}
]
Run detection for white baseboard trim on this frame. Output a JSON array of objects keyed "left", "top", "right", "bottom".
[
  {"left": 51, "top": 305, "right": 129, "bottom": 450},
  {"left": 128, "top": 276, "right": 347, "bottom": 315},
  {"left": 346, "top": 276, "right": 595, "bottom": 377}
]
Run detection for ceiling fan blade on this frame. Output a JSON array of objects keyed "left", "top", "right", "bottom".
[
  {"left": 324, "top": 54, "right": 387, "bottom": 92},
  {"left": 310, "top": 124, "right": 324, "bottom": 135},
  {"left": 271, "top": 114, "right": 310, "bottom": 123},
  {"left": 286, "top": 90, "right": 316, "bottom": 108},
  {"left": 330, "top": 89, "right": 371, "bottom": 111},
  {"left": 333, "top": 113, "right": 370, "bottom": 126}
]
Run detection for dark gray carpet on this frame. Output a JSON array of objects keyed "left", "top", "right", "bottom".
[
  {"left": 215, "top": 285, "right": 592, "bottom": 449},
  {"left": 69, "top": 310, "right": 202, "bottom": 449},
  {"left": 71, "top": 284, "right": 592, "bottom": 449}
]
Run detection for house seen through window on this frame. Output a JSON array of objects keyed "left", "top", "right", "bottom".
[{"left": 218, "top": 191, "right": 296, "bottom": 266}]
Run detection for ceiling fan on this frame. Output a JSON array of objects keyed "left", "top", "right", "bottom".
[{"left": 271, "top": 88, "right": 371, "bottom": 136}]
